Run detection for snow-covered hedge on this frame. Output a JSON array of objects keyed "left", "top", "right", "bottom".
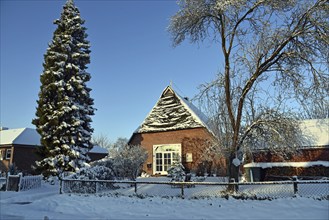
[
  {"left": 67, "top": 165, "right": 115, "bottom": 180},
  {"left": 92, "top": 144, "right": 148, "bottom": 180},
  {"left": 65, "top": 166, "right": 116, "bottom": 193}
]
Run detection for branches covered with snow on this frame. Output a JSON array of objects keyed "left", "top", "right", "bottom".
[
  {"left": 111, "top": 144, "right": 148, "bottom": 181},
  {"left": 169, "top": 0, "right": 329, "bottom": 182},
  {"left": 33, "top": 0, "right": 95, "bottom": 178},
  {"left": 168, "top": 161, "right": 186, "bottom": 182}
]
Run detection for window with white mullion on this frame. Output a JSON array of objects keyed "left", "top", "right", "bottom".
[{"left": 153, "top": 144, "right": 181, "bottom": 175}]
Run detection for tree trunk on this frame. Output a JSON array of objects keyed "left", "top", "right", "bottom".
[{"left": 227, "top": 153, "right": 240, "bottom": 192}]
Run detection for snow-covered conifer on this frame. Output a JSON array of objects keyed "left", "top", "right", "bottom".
[
  {"left": 168, "top": 161, "right": 186, "bottom": 182},
  {"left": 33, "top": 0, "right": 95, "bottom": 178}
]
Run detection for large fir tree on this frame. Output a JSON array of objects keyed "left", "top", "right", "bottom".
[{"left": 33, "top": 0, "right": 95, "bottom": 178}]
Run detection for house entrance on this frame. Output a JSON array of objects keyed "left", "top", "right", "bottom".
[{"left": 153, "top": 144, "right": 181, "bottom": 175}]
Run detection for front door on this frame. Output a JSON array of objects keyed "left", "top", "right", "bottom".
[{"left": 153, "top": 144, "right": 181, "bottom": 175}]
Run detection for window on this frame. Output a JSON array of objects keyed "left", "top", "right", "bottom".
[
  {"left": 153, "top": 144, "right": 181, "bottom": 175},
  {"left": 163, "top": 153, "right": 171, "bottom": 171},
  {"left": 5, "top": 149, "right": 11, "bottom": 160},
  {"left": 156, "top": 153, "right": 163, "bottom": 172}
]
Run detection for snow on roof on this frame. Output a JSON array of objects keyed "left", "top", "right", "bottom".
[
  {"left": 0, "top": 128, "right": 108, "bottom": 154},
  {"left": 89, "top": 145, "right": 108, "bottom": 154},
  {"left": 134, "top": 86, "right": 211, "bottom": 134},
  {"left": 0, "top": 128, "right": 41, "bottom": 146},
  {"left": 244, "top": 161, "right": 329, "bottom": 169},
  {"left": 176, "top": 92, "right": 209, "bottom": 128},
  {"left": 299, "top": 118, "right": 329, "bottom": 147}
]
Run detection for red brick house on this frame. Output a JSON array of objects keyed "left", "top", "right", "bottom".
[
  {"left": 244, "top": 119, "right": 329, "bottom": 181},
  {"left": 0, "top": 128, "right": 108, "bottom": 174},
  {"left": 129, "top": 86, "right": 226, "bottom": 176}
]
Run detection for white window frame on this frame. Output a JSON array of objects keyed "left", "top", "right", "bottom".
[{"left": 153, "top": 144, "right": 181, "bottom": 175}]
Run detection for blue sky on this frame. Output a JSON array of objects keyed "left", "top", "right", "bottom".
[{"left": 1, "top": 0, "right": 222, "bottom": 141}]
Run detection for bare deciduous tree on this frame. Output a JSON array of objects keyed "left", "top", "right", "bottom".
[
  {"left": 92, "top": 136, "right": 147, "bottom": 180},
  {"left": 92, "top": 134, "right": 112, "bottom": 150},
  {"left": 169, "top": 0, "right": 329, "bottom": 183}
]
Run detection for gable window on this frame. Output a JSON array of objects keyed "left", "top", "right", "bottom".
[
  {"left": 153, "top": 144, "right": 181, "bottom": 175},
  {"left": 5, "top": 149, "right": 12, "bottom": 160}
]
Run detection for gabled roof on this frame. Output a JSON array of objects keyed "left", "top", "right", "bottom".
[
  {"left": 135, "top": 86, "right": 212, "bottom": 134},
  {"left": 300, "top": 118, "right": 329, "bottom": 147},
  {"left": 0, "top": 128, "right": 108, "bottom": 153},
  {"left": 0, "top": 128, "right": 40, "bottom": 146},
  {"left": 89, "top": 145, "right": 108, "bottom": 154}
]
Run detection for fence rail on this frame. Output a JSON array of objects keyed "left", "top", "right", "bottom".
[
  {"left": 19, "top": 175, "right": 42, "bottom": 191},
  {"left": 61, "top": 178, "right": 329, "bottom": 199},
  {"left": 2, "top": 175, "right": 42, "bottom": 192}
]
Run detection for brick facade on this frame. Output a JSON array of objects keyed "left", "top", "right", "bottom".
[
  {"left": 246, "top": 147, "right": 329, "bottom": 181},
  {"left": 0, "top": 144, "right": 107, "bottom": 175},
  {"left": 253, "top": 147, "right": 329, "bottom": 163},
  {"left": 129, "top": 127, "right": 227, "bottom": 176}
]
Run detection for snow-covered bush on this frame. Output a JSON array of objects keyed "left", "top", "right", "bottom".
[
  {"left": 67, "top": 165, "right": 115, "bottom": 180},
  {"left": 91, "top": 157, "right": 115, "bottom": 171},
  {"left": 65, "top": 165, "right": 115, "bottom": 193},
  {"left": 168, "top": 162, "right": 185, "bottom": 182},
  {"left": 87, "top": 143, "right": 148, "bottom": 181},
  {"left": 111, "top": 144, "right": 148, "bottom": 180}
]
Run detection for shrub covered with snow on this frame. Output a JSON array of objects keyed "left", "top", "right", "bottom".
[
  {"left": 77, "top": 143, "right": 147, "bottom": 181},
  {"left": 65, "top": 165, "right": 116, "bottom": 193},
  {"left": 107, "top": 144, "right": 148, "bottom": 180},
  {"left": 168, "top": 162, "right": 186, "bottom": 182},
  {"left": 67, "top": 165, "right": 115, "bottom": 180}
]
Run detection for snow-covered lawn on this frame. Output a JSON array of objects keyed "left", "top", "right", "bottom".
[
  {"left": 62, "top": 176, "right": 329, "bottom": 199},
  {"left": 0, "top": 181, "right": 328, "bottom": 220}
]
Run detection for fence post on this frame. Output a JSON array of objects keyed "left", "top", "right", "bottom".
[
  {"left": 293, "top": 176, "right": 298, "bottom": 195},
  {"left": 134, "top": 182, "right": 137, "bottom": 194},
  {"left": 229, "top": 178, "right": 238, "bottom": 193},
  {"left": 59, "top": 178, "right": 63, "bottom": 194},
  {"left": 5, "top": 174, "right": 9, "bottom": 191},
  {"left": 17, "top": 174, "right": 22, "bottom": 192},
  {"left": 181, "top": 183, "right": 185, "bottom": 199}
]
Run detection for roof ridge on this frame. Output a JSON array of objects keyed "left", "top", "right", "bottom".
[{"left": 11, "top": 128, "right": 27, "bottom": 144}]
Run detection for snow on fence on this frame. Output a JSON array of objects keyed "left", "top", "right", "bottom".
[
  {"left": 60, "top": 178, "right": 329, "bottom": 199},
  {"left": 0, "top": 177, "right": 6, "bottom": 190},
  {"left": 19, "top": 175, "right": 42, "bottom": 191},
  {"left": 4, "top": 175, "right": 42, "bottom": 192}
]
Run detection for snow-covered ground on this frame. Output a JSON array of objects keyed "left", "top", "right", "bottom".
[
  {"left": 62, "top": 176, "right": 329, "bottom": 199},
  {"left": 0, "top": 180, "right": 328, "bottom": 220}
]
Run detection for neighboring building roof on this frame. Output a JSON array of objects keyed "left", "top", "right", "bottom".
[
  {"left": 0, "top": 128, "right": 40, "bottom": 146},
  {"left": 0, "top": 128, "right": 108, "bottom": 154},
  {"left": 89, "top": 145, "right": 108, "bottom": 154},
  {"left": 244, "top": 161, "right": 329, "bottom": 168},
  {"left": 300, "top": 118, "right": 329, "bottom": 147},
  {"left": 134, "top": 86, "right": 211, "bottom": 134}
]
